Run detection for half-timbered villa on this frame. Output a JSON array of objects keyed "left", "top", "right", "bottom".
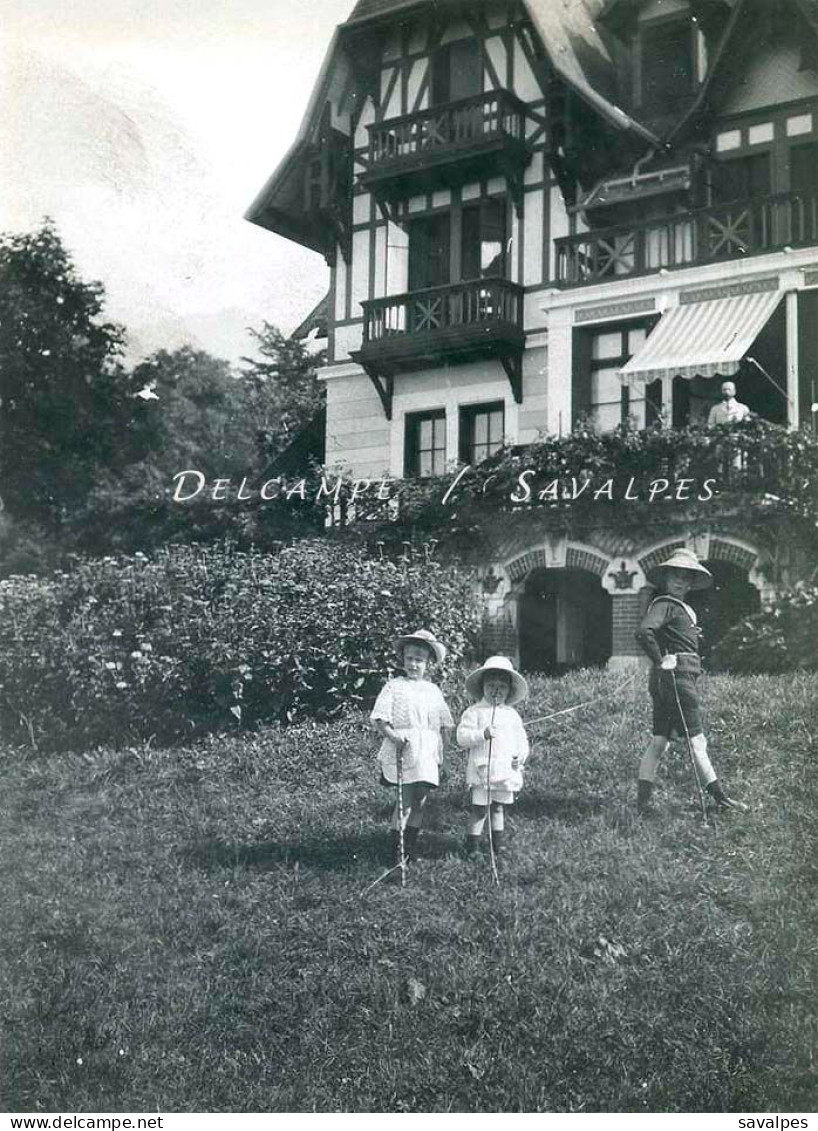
[{"left": 247, "top": 0, "right": 818, "bottom": 672}]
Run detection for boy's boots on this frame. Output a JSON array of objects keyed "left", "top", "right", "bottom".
[
  {"left": 465, "top": 834, "right": 483, "bottom": 857},
  {"left": 706, "top": 780, "right": 749, "bottom": 811},
  {"left": 490, "top": 829, "right": 506, "bottom": 856}
]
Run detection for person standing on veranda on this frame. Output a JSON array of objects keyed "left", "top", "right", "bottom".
[{"left": 707, "top": 381, "right": 751, "bottom": 427}]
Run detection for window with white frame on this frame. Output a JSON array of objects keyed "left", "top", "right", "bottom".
[
  {"left": 573, "top": 321, "right": 661, "bottom": 431},
  {"left": 404, "top": 410, "right": 447, "bottom": 477},
  {"left": 590, "top": 325, "right": 659, "bottom": 430},
  {"left": 459, "top": 401, "right": 505, "bottom": 464}
]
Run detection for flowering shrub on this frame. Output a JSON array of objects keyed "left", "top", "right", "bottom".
[
  {"left": 473, "top": 417, "right": 818, "bottom": 510},
  {"left": 346, "top": 418, "right": 818, "bottom": 561},
  {"left": 711, "top": 582, "right": 818, "bottom": 674},
  {"left": 0, "top": 542, "right": 480, "bottom": 752}
]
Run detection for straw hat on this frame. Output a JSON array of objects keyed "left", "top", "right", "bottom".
[
  {"left": 395, "top": 628, "right": 447, "bottom": 665},
  {"left": 465, "top": 655, "right": 528, "bottom": 706},
  {"left": 647, "top": 548, "right": 713, "bottom": 591}
]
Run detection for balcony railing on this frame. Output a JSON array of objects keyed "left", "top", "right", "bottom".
[
  {"left": 359, "top": 90, "right": 530, "bottom": 196},
  {"left": 360, "top": 276, "right": 523, "bottom": 353},
  {"left": 556, "top": 191, "right": 818, "bottom": 287},
  {"left": 353, "top": 277, "right": 525, "bottom": 415}
]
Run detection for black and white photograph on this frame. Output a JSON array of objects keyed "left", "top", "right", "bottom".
[{"left": 2, "top": 0, "right": 817, "bottom": 1116}]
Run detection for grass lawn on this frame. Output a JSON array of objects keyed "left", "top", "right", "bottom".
[{"left": 2, "top": 669, "right": 817, "bottom": 1113}]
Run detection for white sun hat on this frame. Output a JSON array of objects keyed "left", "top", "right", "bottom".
[
  {"left": 394, "top": 628, "right": 447, "bottom": 665},
  {"left": 465, "top": 655, "right": 528, "bottom": 705},
  {"left": 647, "top": 548, "right": 713, "bottom": 592}
]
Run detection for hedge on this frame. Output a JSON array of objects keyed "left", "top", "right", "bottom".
[
  {"left": 711, "top": 582, "right": 818, "bottom": 674},
  {"left": 0, "top": 541, "right": 481, "bottom": 752}
]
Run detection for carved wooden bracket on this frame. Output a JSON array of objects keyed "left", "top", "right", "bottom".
[
  {"left": 500, "top": 351, "right": 523, "bottom": 404},
  {"left": 361, "top": 362, "right": 394, "bottom": 420}
]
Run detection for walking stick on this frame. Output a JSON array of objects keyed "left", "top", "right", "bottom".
[
  {"left": 669, "top": 667, "right": 709, "bottom": 824},
  {"left": 485, "top": 701, "right": 499, "bottom": 886},
  {"left": 396, "top": 737, "right": 407, "bottom": 887}
]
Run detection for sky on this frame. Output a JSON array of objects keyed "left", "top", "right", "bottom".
[{"left": 2, "top": 0, "right": 353, "bottom": 364}]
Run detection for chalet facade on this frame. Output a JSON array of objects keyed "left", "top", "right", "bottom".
[{"left": 248, "top": 0, "right": 818, "bottom": 673}]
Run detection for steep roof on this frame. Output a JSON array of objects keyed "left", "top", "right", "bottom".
[
  {"left": 291, "top": 292, "right": 330, "bottom": 342},
  {"left": 262, "top": 407, "right": 327, "bottom": 476},
  {"left": 667, "top": 0, "right": 818, "bottom": 142},
  {"left": 342, "top": 0, "right": 656, "bottom": 138},
  {"left": 246, "top": 0, "right": 658, "bottom": 240},
  {"left": 345, "top": 0, "right": 419, "bottom": 22},
  {"left": 525, "top": 0, "right": 656, "bottom": 140},
  {"left": 245, "top": 26, "right": 344, "bottom": 242}
]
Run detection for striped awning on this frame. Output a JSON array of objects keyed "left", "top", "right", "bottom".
[{"left": 618, "top": 290, "right": 783, "bottom": 384}]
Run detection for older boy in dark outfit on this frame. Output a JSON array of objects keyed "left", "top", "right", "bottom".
[{"left": 634, "top": 548, "right": 748, "bottom": 815}]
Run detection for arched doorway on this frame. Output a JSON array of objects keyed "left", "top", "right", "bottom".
[
  {"left": 687, "top": 559, "right": 761, "bottom": 662},
  {"left": 518, "top": 567, "right": 612, "bottom": 674}
]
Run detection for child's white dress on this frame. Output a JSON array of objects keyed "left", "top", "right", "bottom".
[
  {"left": 371, "top": 676, "right": 454, "bottom": 786},
  {"left": 457, "top": 700, "right": 530, "bottom": 805}
]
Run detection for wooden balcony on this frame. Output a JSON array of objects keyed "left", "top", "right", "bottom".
[
  {"left": 359, "top": 90, "right": 531, "bottom": 207},
  {"left": 555, "top": 191, "right": 818, "bottom": 287},
  {"left": 352, "top": 276, "right": 525, "bottom": 417}
]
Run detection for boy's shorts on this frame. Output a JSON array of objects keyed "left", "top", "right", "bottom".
[{"left": 649, "top": 669, "right": 703, "bottom": 738}]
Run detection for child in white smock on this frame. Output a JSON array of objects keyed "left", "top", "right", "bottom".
[
  {"left": 457, "top": 655, "right": 529, "bottom": 856},
  {"left": 371, "top": 629, "right": 453, "bottom": 863}
]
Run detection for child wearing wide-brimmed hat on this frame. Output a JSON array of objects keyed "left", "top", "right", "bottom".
[
  {"left": 371, "top": 629, "right": 454, "bottom": 863},
  {"left": 457, "top": 655, "right": 530, "bottom": 856},
  {"left": 634, "top": 548, "right": 747, "bottom": 814}
]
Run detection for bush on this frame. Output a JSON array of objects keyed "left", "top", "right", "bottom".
[
  {"left": 0, "top": 541, "right": 481, "bottom": 753},
  {"left": 0, "top": 512, "right": 63, "bottom": 577},
  {"left": 711, "top": 582, "right": 818, "bottom": 674}
]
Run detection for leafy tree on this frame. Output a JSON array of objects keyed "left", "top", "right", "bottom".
[
  {"left": 75, "top": 341, "right": 331, "bottom": 555},
  {"left": 240, "top": 322, "right": 326, "bottom": 463},
  {"left": 76, "top": 346, "right": 261, "bottom": 554},
  {"left": 126, "top": 346, "right": 258, "bottom": 478},
  {"left": 0, "top": 221, "right": 130, "bottom": 528}
]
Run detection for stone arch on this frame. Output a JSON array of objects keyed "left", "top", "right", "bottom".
[
  {"left": 637, "top": 532, "right": 771, "bottom": 601},
  {"left": 707, "top": 535, "right": 773, "bottom": 605},
  {"left": 505, "top": 537, "right": 612, "bottom": 587},
  {"left": 503, "top": 536, "right": 615, "bottom": 674}
]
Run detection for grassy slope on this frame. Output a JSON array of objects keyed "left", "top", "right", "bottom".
[{"left": 1, "top": 670, "right": 816, "bottom": 1113}]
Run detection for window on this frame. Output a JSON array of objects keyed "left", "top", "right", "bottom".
[
  {"left": 645, "top": 379, "right": 663, "bottom": 427},
  {"left": 408, "top": 213, "right": 451, "bottom": 290},
  {"left": 573, "top": 321, "right": 658, "bottom": 430},
  {"left": 459, "top": 402, "right": 504, "bottom": 464},
  {"left": 406, "top": 198, "right": 507, "bottom": 291},
  {"left": 641, "top": 19, "right": 694, "bottom": 113},
  {"left": 709, "top": 107, "right": 818, "bottom": 204},
  {"left": 712, "top": 153, "right": 771, "bottom": 203},
  {"left": 461, "top": 199, "right": 506, "bottom": 279},
  {"left": 790, "top": 141, "right": 818, "bottom": 193},
  {"left": 431, "top": 38, "right": 481, "bottom": 106},
  {"left": 590, "top": 325, "right": 647, "bottom": 431},
  {"left": 405, "top": 410, "right": 447, "bottom": 477}
]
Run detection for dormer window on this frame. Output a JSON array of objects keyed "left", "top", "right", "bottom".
[{"left": 640, "top": 17, "right": 695, "bottom": 113}]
